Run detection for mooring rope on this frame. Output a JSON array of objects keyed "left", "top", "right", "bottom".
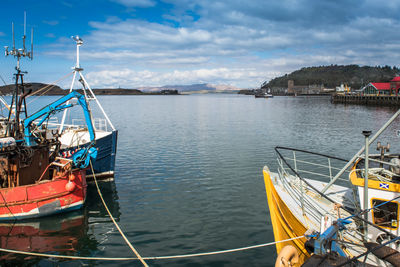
[
  {"left": 90, "top": 160, "right": 149, "bottom": 267},
  {"left": 0, "top": 161, "right": 305, "bottom": 262},
  {"left": 0, "top": 235, "right": 304, "bottom": 261},
  {"left": 27, "top": 72, "right": 73, "bottom": 97}
]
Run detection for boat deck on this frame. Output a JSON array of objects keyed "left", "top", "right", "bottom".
[{"left": 266, "top": 168, "right": 384, "bottom": 266}]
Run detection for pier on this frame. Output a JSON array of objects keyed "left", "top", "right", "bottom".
[{"left": 331, "top": 94, "right": 400, "bottom": 106}]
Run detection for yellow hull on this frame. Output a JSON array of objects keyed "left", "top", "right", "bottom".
[{"left": 263, "top": 168, "right": 310, "bottom": 264}]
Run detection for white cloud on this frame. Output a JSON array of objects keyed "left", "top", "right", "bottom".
[
  {"left": 44, "top": 0, "right": 400, "bottom": 88},
  {"left": 43, "top": 20, "right": 59, "bottom": 26},
  {"left": 85, "top": 67, "right": 267, "bottom": 88},
  {"left": 45, "top": 33, "right": 56, "bottom": 38},
  {"left": 111, "top": 0, "right": 156, "bottom": 8}
]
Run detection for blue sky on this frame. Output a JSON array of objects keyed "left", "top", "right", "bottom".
[{"left": 1, "top": 0, "right": 400, "bottom": 89}]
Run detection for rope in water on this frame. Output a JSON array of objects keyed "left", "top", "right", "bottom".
[
  {"left": 0, "top": 235, "right": 305, "bottom": 261},
  {"left": 0, "top": 160, "right": 305, "bottom": 262},
  {"left": 89, "top": 160, "right": 149, "bottom": 266}
]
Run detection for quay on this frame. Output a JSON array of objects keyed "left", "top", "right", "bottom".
[{"left": 331, "top": 94, "right": 400, "bottom": 106}]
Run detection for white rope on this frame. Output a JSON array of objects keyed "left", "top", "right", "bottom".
[
  {"left": 90, "top": 160, "right": 149, "bottom": 266},
  {"left": 144, "top": 235, "right": 305, "bottom": 260},
  {"left": 0, "top": 161, "right": 306, "bottom": 263},
  {"left": 0, "top": 235, "right": 304, "bottom": 261}
]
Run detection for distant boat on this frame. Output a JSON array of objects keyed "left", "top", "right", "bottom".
[
  {"left": 255, "top": 92, "right": 273, "bottom": 98},
  {"left": 255, "top": 88, "right": 273, "bottom": 98}
]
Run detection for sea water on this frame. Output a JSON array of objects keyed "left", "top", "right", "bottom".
[{"left": 3, "top": 94, "right": 400, "bottom": 266}]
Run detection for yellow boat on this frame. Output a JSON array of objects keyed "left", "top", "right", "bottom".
[
  {"left": 263, "top": 121, "right": 400, "bottom": 266},
  {"left": 264, "top": 167, "right": 309, "bottom": 263}
]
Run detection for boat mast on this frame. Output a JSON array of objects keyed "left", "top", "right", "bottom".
[
  {"left": 4, "top": 12, "right": 33, "bottom": 138},
  {"left": 59, "top": 36, "right": 115, "bottom": 134},
  {"left": 321, "top": 108, "right": 400, "bottom": 194}
]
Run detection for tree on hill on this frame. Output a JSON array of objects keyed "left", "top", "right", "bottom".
[{"left": 261, "top": 65, "right": 400, "bottom": 90}]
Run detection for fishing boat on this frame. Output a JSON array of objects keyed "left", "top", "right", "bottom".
[
  {"left": 263, "top": 111, "right": 400, "bottom": 266},
  {"left": 1, "top": 23, "right": 115, "bottom": 181},
  {"left": 255, "top": 93, "right": 273, "bottom": 98},
  {"left": 0, "top": 90, "right": 97, "bottom": 220},
  {"left": 0, "top": 18, "right": 97, "bottom": 221},
  {"left": 255, "top": 89, "right": 273, "bottom": 98},
  {"left": 52, "top": 36, "right": 118, "bottom": 181}
]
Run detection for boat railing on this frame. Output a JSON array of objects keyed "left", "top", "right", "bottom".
[
  {"left": 93, "top": 118, "right": 108, "bottom": 132},
  {"left": 73, "top": 118, "right": 108, "bottom": 131},
  {"left": 274, "top": 146, "right": 357, "bottom": 221},
  {"left": 276, "top": 157, "right": 327, "bottom": 223},
  {"left": 275, "top": 146, "right": 350, "bottom": 184},
  {"left": 46, "top": 117, "right": 108, "bottom": 131}
]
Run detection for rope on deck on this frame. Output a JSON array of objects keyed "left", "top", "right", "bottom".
[{"left": 0, "top": 235, "right": 305, "bottom": 261}]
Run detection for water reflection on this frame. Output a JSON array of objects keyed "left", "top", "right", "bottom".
[
  {"left": 0, "top": 180, "right": 121, "bottom": 265},
  {"left": 86, "top": 180, "right": 121, "bottom": 220}
]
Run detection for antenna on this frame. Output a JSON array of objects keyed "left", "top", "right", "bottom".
[
  {"left": 71, "top": 35, "right": 83, "bottom": 70},
  {"left": 24, "top": 12, "right": 26, "bottom": 36},
  {"left": 30, "top": 28, "right": 33, "bottom": 60},
  {"left": 12, "top": 22, "right": 15, "bottom": 51},
  {"left": 4, "top": 12, "right": 34, "bottom": 71},
  {"left": 23, "top": 11, "right": 26, "bottom": 51}
]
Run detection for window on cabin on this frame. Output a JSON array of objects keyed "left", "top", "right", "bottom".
[{"left": 372, "top": 199, "right": 399, "bottom": 229}]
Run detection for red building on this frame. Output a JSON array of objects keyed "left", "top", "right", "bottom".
[{"left": 362, "top": 77, "right": 400, "bottom": 95}]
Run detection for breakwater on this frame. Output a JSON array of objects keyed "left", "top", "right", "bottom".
[{"left": 331, "top": 94, "right": 400, "bottom": 106}]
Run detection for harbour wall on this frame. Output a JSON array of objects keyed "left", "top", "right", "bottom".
[{"left": 331, "top": 94, "right": 400, "bottom": 107}]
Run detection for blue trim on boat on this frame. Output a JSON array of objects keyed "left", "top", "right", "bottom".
[
  {"left": 88, "top": 130, "right": 118, "bottom": 176},
  {"left": 60, "top": 130, "right": 118, "bottom": 178}
]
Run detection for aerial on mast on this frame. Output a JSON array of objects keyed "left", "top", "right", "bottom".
[
  {"left": 4, "top": 11, "right": 34, "bottom": 71},
  {"left": 3, "top": 12, "right": 34, "bottom": 137}
]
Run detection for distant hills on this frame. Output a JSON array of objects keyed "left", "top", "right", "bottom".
[
  {"left": 4, "top": 65, "right": 396, "bottom": 96},
  {"left": 138, "top": 83, "right": 241, "bottom": 94},
  {"left": 261, "top": 65, "right": 400, "bottom": 90},
  {"left": 0, "top": 83, "right": 65, "bottom": 95},
  {"left": 0, "top": 83, "right": 240, "bottom": 95}
]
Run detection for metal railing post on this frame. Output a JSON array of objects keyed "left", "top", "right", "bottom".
[
  {"left": 328, "top": 158, "right": 332, "bottom": 181},
  {"left": 293, "top": 151, "right": 305, "bottom": 215},
  {"left": 363, "top": 130, "right": 371, "bottom": 239}
]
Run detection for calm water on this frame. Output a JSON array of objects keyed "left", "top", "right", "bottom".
[{"left": 3, "top": 94, "right": 400, "bottom": 266}]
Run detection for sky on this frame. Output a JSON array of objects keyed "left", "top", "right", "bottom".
[{"left": 1, "top": 0, "right": 400, "bottom": 89}]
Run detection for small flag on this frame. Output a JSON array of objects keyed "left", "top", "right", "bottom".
[{"left": 379, "top": 183, "right": 389, "bottom": 189}]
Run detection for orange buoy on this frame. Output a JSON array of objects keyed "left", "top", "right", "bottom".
[
  {"left": 275, "top": 245, "right": 299, "bottom": 267},
  {"left": 65, "top": 181, "right": 76, "bottom": 192},
  {"left": 69, "top": 173, "right": 76, "bottom": 181}
]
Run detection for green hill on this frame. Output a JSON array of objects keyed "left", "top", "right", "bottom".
[{"left": 261, "top": 65, "right": 400, "bottom": 90}]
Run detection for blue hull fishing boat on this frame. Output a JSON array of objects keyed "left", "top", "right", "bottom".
[
  {"left": 56, "top": 36, "right": 118, "bottom": 181},
  {"left": 59, "top": 128, "right": 118, "bottom": 180}
]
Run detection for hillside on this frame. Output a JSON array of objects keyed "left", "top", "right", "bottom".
[
  {"left": 0, "top": 84, "right": 178, "bottom": 95},
  {"left": 0, "top": 83, "right": 65, "bottom": 95},
  {"left": 0, "top": 83, "right": 236, "bottom": 95},
  {"left": 139, "top": 83, "right": 240, "bottom": 93},
  {"left": 261, "top": 65, "right": 400, "bottom": 90}
]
